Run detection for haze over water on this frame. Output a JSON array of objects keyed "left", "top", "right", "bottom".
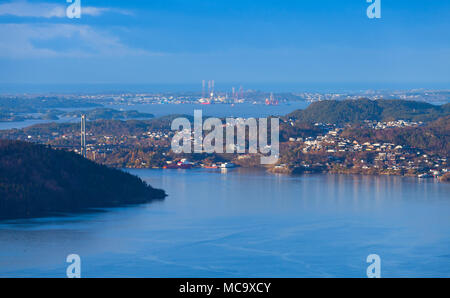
[{"left": 0, "top": 169, "right": 449, "bottom": 277}]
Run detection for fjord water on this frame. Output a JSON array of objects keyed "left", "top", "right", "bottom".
[{"left": 0, "top": 169, "right": 449, "bottom": 277}]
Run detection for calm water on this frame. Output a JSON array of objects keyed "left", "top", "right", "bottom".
[{"left": 0, "top": 169, "right": 449, "bottom": 278}]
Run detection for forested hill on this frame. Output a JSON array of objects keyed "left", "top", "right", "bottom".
[
  {"left": 1, "top": 115, "right": 191, "bottom": 137},
  {"left": 340, "top": 115, "right": 450, "bottom": 156},
  {"left": 0, "top": 140, "right": 166, "bottom": 220},
  {"left": 287, "top": 99, "right": 449, "bottom": 124}
]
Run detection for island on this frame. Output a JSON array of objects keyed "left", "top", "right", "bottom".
[
  {"left": 0, "top": 96, "right": 154, "bottom": 122},
  {"left": 55, "top": 108, "right": 155, "bottom": 121},
  {"left": 0, "top": 140, "right": 166, "bottom": 220}
]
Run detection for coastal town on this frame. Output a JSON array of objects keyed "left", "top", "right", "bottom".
[
  {"left": 1, "top": 110, "right": 448, "bottom": 181},
  {"left": 1, "top": 90, "right": 448, "bottom": 181},
  {"left": 276, "top": 119, "right": 447, "bottom": 179}
]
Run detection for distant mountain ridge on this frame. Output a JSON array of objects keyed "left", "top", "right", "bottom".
[
  {"left": 61, "top": 108, "right": 154, "bottom": 120},
  {"left": 0, "top": 140, "right": 166, "bottom": 220},
  {"left": 287, "top": 99, "right": 449, "bottom": 124}
]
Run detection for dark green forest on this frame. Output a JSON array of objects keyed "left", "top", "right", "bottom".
[
  {"left": 287, "top": 99, "right": 449, "bottom": 124},
  {"left": 0, "top": 140, "right": 166, "bottom": 220}
]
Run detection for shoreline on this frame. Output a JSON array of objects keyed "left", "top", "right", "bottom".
[{"left": 126, "top": 166, "right": 449, "bottom": 183}]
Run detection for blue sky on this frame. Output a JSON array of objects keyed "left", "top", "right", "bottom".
[{"left": 0, "top": 0, "right": 449, "bottom": 91}]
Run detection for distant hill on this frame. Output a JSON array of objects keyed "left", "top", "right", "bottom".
[
  {"left": 287, "top": 99, "right": 449, "bottom": 124},
  {"left": 61, "top": 108, "right": 154, "bottom": 120},
  {"left": 0, "top": 114, "right": 186, "bottom": 138},
  {"left": 0, "top": 96, "right": 100, "bottom": 113},
  {"left": 442, "top": 103, "right": 450, "bottom": 113},
  {"left": 0, "top": 140, "right": 166, "bottom": 220},
  {"left": 0, "top": 97, "right": 101, "bottom": 122}
]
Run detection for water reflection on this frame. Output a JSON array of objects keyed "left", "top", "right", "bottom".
[{"left": 0, "top": 169, "right": 449, "bottom": 277}]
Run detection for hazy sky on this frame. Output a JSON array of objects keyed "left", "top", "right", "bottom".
[{"left": 0, "top": 0, "right": 449, "bottom": 91}]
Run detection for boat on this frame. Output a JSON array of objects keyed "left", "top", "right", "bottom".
[
  {"left": 163, "top": 159, "right": 193, "bottom": 169},
  {"left": 220, "top": 163, "right": 236, "bottom": 169},
  {"left": 204, "top": 164, "right": 219, "bottom": 169},
  {"left": 418, "top": 173, "right": 432, "bottom": 179}
]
